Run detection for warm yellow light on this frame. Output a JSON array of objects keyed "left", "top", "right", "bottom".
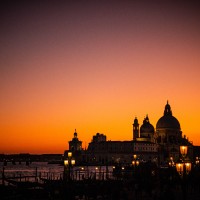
[
  {"left": 68, "top": 152, "right": 72, "bottom": 157},
  {"left": 132, "top": 160, "right": 135, "bottom": 165},
  {"left": 176, "top": 163, "right": 184, "bottom": 175},
  {"left": 185, "top": 162, "right": 192, "bottom": 174},
  {"left": 95, "top": 167, "right": 98, "bottom": 170},
  {"left": 136, "top": 160, "right": 139, "bottom": 166},
  {"left": 122, "top": 167, "right": 125, "bottom": 170},
  {"left": 71, "top": 159, "right": 75, "bottom": 165},
  {"left": 133, "top": 154, "right": 137, "bottom": 159},
  {"left": 64, "top": 160, "right": 69, "bottom": 166},
  {"left": 169, "top": 157, "right": 175, "bottom": 167},
  {"left": 180, "top": 146, "right": 188, "bottom": 157}
]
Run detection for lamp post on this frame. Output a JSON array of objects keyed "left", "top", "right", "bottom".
[
  {"left": 168, "top": 156, "right": 175, "bottom": 181},
  {"left": 64, "top": 151, "right": 75, "bottom": 181},
  {"left": 195, "top": 157, "right": 199, "bottom": 166},
  {"left": 132, "top": 154, "right": 140, "bottom": 167},
  {"left": 176, "top": 145, "right": 192, "bottom": 200},
  {"left": 132, "top": 154, "right": 139, "bottom": 178},
  {"left": 176, "top": 145, "right": 191, "bottom": 177},
  {"left": 168, "top": 156, "right": 175, "bottom": 167}
]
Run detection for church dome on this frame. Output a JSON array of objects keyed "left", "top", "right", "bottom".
[
  {"left": 140, "top": 115, "right": 155, "bottom": 137},
  {"left": 156, "top": 101, "right": 180, "bottom": 130}
]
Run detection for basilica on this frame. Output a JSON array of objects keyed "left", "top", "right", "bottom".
[{"left": 67, "top": 101, "right": 193, "bottom": 166}]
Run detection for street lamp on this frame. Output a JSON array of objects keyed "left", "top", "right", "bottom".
[
  {"left": 176, "top": 161, "right": 184, "bottom": 176},
  {"left": 132, "top": 154, "right": 139, "bottom": 179},
  {"left": 132, "top": 154, "right": 139, "bottom": 167},
  {"left": 176, "top": 145, "right": 191, "bottom": 177},
  {"left": 180, "top": 145, "right": 188, "bottom": 158},
  {"left": 168, "top": 156, "right": 176, "bottom": 180},
  {"left": 132, "top": 160, "right": 140, "bottom": 167},
  {"left": 168, "top": 156, "right": 175, "bottom": 167},
  {"left": 176, "top": 145, "right": 192, "bottom": 200},
  {"left": 64, "top": 151, "right": 75, "bottom": 180},
  {"left": 195, "top": 157, "right": 199, "bottom": 166}
]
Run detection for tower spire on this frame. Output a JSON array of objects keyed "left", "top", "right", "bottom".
[
  {"left": 74, "top": 129, "right": 77, "bottom": 138},
  {"left": 133, "top": 117, "right": 139, "bottom": 140},
  {"left": 164, "top": 101, "right": 172, "bottom": 116}
]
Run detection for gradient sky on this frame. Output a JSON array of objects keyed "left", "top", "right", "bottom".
[{"left": 1, "top": 0, "right": 200, "bottom": 154}]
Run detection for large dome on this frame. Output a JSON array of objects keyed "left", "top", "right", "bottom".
[
  {"left": 156, "top": 101, "right": 180, "bottom": 130},
  {"left": 156, "top": 115, "right": 180, "bottom": 129}
]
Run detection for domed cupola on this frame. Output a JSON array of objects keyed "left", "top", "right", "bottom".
[
  {"left": 140, "top": 115, "right": 155, "bottom": 138},
  {"left": 156, "top": 101, "right": 180, "bottom": 130}
]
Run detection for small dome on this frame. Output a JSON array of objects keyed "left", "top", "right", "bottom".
[
  {"left": 140, "top": 115, "right": 155, "bottom": 137},
  {"left": 133, "top": 117, "right": 139, "bottom": 125},
  {"left": 156, "top": 101, "right": 180, "bottom": 130}
]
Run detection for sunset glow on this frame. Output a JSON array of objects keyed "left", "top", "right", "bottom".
[{"left": 1, "top": 1, "right": 200, "bottom": 154}]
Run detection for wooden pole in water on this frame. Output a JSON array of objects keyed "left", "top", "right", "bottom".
[
  {"left": 35, "top": 167, "right": 38, "bottom": 181},
  {"left": 2, "top": 166, "right": 5, "bottom": 185}
]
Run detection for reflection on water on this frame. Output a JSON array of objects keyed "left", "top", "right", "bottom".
[
  {"left": 0, "top": 162, "right": 114, "bottom": 181},
  {"left": 0, "top": 162, "right": 63, "bottom": 179}
]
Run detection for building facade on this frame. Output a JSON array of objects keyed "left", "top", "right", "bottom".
[{"left": 66, "top": 101, "right": 193, "bottom": 166}]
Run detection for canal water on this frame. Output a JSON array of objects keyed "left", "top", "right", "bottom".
[{"left": 0, "top": 162, "right": 114, "bottom": 184}]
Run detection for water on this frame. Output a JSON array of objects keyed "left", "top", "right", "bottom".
[
  {"left": 0, "top": 162, "right": 114, "bottom": 184},
  {"left": 0, "top": 162, "right": 63, "bottom": 183}
]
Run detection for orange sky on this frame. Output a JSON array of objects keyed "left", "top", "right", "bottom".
[{"left": 1, "top": 0, "right": 200, "bottom": 154}]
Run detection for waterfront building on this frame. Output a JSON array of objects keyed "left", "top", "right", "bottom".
[
  {"left": 133, "top": 115, "right": 156, "bottom": 143},
  {"left": 84, "top": 139, "right": 158, "bottom": 165},
  {"left": 64, "top": 129, "right": 83, "bottom": 165},
  {"left": 156, "top": 101, "right": 193, "bottom": 163},
  {"left": 66, "top": 101, "right": 193, "bottom": 166},
  {"left": 69, "top": 129, "right": 82, "bottom": 151}
]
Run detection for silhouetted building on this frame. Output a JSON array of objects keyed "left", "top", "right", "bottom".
[
  {"left": 133, "top": 115, "right": 156, "bottom": 143},
  {"left": 64, "top": 129, "right": 83, "bottom": 165},
  {"left": 69, "top": 129, "right": 82, "bottom": 151},
  {"left": 65, "top": 101, "right": 194, "bottom": 166},
  {"left": 156, "top": 101, "right": 193, "bottom": 163}
]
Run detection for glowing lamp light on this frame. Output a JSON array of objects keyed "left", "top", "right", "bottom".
[
  {"left": 71, "top": 159, "right": 75, "bottom": 165},
  {"left": 68, "top": 152, "right": 72, "bottom": 158},
  {"left": 133, "top": 154, "right": 137, "bottom": 159},
  {"left": 64, "top": 160, "right": 69, "bottom": 166},
  {"left": 185, "top": 162, "right": 192, "bottom": 174},
  {"left": 195, "top": 157, "right": 199, "bottom": 165},
  {"left": 180, "top": 146, "right": 188, "bottom": 157},
  {"left": 169, "top": 157, "right": 175, "bottom": 167},
  {"left": 176, "top": 162, "right": 184, "bottom": 176},
  {"left": 136, "top": 160, "right": 139, "bottom": 166},
  {"left": 132, "top": 160, "right": 135, "bottom": 165}
]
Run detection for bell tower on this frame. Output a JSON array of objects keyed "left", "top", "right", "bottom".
[{"left": 133, "top": 117, "right": 139, "bottom": 140}]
